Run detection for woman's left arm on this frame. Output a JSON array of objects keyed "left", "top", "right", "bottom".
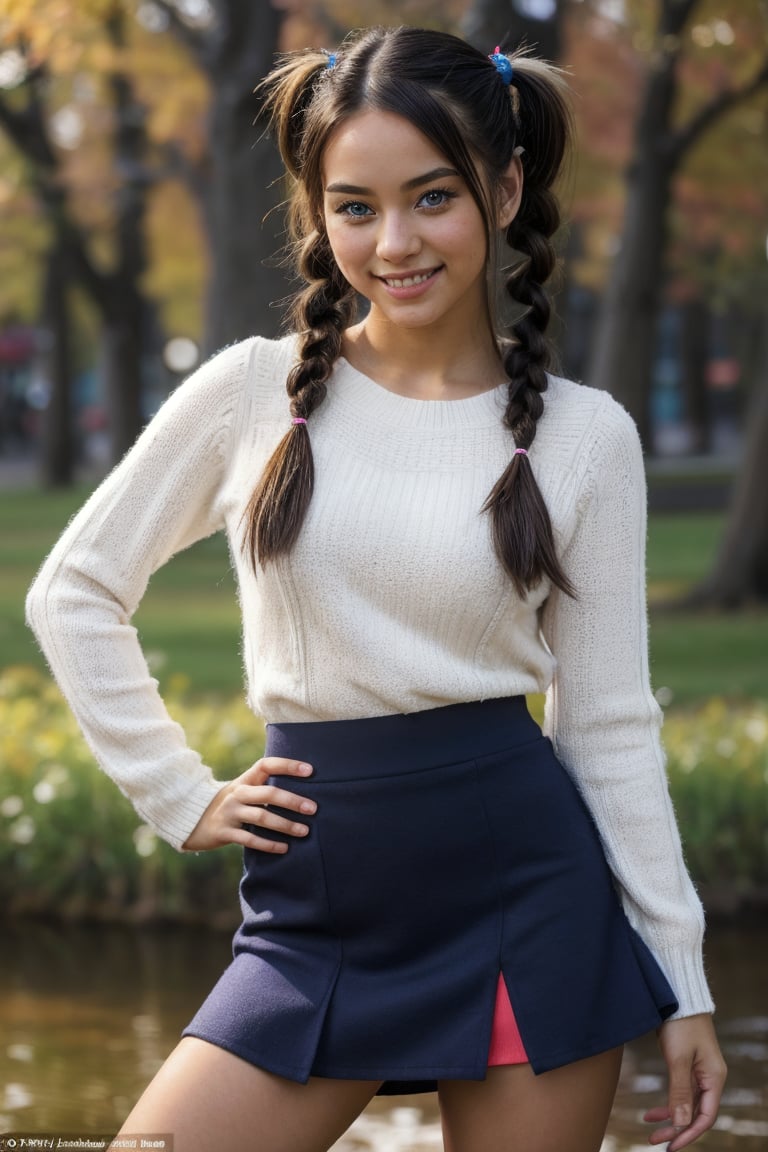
[{"left": 539, "top": 396, "right": 726, "bottom": 1144}]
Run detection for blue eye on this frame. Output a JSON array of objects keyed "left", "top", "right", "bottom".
[
  {"left": 418, "top": 188, "right": 457, "bottom": 209},
  {"left": 337, "top": 200, "right": 372, "bottom": 218}
]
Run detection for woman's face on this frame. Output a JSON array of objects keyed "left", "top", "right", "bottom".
[{"left": 321, "top": 108, "right": 494, "bottom": 338}]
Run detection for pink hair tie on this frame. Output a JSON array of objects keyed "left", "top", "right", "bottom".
[
  {"left": 513, "top": 447, "right": 528, "bottom": 457},
  {"left": 291, "top": 417, "right": 307, "bottom": 426}
]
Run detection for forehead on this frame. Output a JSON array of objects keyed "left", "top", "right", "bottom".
[{"left": 322, "top": 108, "right": 452, "bottom": 186}]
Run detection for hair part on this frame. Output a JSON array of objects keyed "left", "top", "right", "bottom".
[{"left": 242, "top": 27, "right": 575, "bottom": 600}]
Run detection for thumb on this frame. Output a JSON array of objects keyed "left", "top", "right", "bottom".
[{"left": 667, "top": 1053, "right": 695, "bottom": 1131}]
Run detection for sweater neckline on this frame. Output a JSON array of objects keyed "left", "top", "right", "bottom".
[{"left": 333, "top": 356, "right": 509, "bottom": 431}]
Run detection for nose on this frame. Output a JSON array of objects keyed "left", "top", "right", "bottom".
[{"left": 376, "top": 211, "right": 420, "bottom": 264}]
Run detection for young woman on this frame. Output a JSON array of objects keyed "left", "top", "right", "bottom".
[{"left": 27, "top": 26, "right": 726, "bottom": 1152}]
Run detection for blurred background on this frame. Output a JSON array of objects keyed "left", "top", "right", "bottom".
[{"left": 0, "top": 1, "right": 766, "bottom": 1149}]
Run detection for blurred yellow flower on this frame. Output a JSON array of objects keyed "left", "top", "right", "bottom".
[{"left": 0, "top": 666, "right": 765, "bottom": 921}]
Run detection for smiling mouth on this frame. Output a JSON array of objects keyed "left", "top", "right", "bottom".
[{"left": 378, "top": 267, "right": 442, "bottom": 288}]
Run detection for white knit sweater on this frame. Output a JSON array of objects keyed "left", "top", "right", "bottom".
[{"left": 26, "top": 334, "right": 714, "bottom": 1020}]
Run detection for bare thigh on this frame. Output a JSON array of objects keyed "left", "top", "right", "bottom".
[
  {"left": 116, "top": 1037, "right": 382, "bottom": 1152},
  {"left": 438, "top": 1046, "right": 624, "bottom": 1152}
]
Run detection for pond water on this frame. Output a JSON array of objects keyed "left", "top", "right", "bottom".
[{"left": 0, "top": 920, "right": 765, "bottom": 1150}]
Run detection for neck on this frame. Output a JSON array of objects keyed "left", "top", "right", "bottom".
[{"left": 343, "top": 313, "right": 508, "bottom": 401}]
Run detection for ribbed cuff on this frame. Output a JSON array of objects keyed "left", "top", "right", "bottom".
[
  {"left": 655, "top": 942, "right": 716, "bottom": 1019},
  {"left": 140, "top": 775, "right": 231, "bottom": 852}
]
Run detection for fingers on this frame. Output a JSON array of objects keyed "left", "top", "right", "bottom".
[
  {"left": 243, "top": 757, "right": 314, "bottom": 785},
  {"left": 182, "top": 758, "right": 316, "bottom": 853},
  {"left": 665, "top": 1084, "right": 722, "bottom": 1151},
  {"left": 236, "top": 797, "right": 316, "bottom": 845},
  {"left": 228, "top": 823, "right": 301, "bottom": 855},
  {"left": 665, "top": 1049, "right": 697, "bottom": 1136},
  {"left": 642, "top": 1106, "right": 672, "bottom": 1123},
  {"left": 235, "top": 781, "right": 317, "bottom": 816},
  {"left": 646, "top": 1015, "right": 727, "bottom": 1150},
  {"left": 232, "top": 760, "right": 317, "bottom": 852},
  {"left": 657, "top": 1063, "right": 727, "bottom": 1151}
]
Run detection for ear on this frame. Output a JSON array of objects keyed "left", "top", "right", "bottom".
[{"left": 497, "top": 154, "right": 523, "bottom": 229}]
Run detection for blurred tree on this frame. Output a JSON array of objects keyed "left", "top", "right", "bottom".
[
  {"left": 585, "top": 0, "right": 768, "bottom": 447},
  {"left": 152, "top": 0, "right": 290, "bottom": 350},
  {"left": 691, "top": 324, "right": 768, "bottom": 605},
  {"left": 3, "top": 0, "right": 764, "bottom": 485},
  {"left": 0, "top": 0, "right": 467, "bottom": 477},
  {"left": 0, "top": 3, "right": 159, "bottom": 470},
  {"left": 38, "top": 223, "right": 75, "bottom": 485},
  {"left": 100, "top": 5, "right": 153, "bottom": 459},
  {"left": 0, "top": 61, "right": 81, "bottom": 483}
]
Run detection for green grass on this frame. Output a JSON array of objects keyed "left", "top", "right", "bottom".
[
  {"left": 646, "top": 512, "right": 723, "bottom": 593},
  {"left": 1, "top": 487, "right": 241, "bottom": 693},
  {"left": 645, "top": 512, "right": 768, "bottom": 702},
  {"left": 2, "top": 490, "right": 766, "bottom": 702}
]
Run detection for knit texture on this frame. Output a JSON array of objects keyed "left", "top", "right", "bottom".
[{"left": 26, "top": 334, "right": 714, "bottom": 1019}]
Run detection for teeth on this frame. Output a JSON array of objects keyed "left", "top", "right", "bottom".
[{"left": 384, "top": 271, "right": 434, "bottom": 288}]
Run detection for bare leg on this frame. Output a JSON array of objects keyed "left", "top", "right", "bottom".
[
  {"left": 116, "top": 1037, "right": 382, "bottom": 1152},
  {"left": 438, "top": 1046, "right": 624, "bottom": 1152}
]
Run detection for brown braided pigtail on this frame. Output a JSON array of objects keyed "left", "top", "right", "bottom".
[
  {"left": 241, "top": 50, "right": 356, "bottom": 568},
  {"left": 242, "top": 233, "right": 355, "bottom": 563},
  {"left": 482, "top": 54, "right": 575, "bottom": 599}
]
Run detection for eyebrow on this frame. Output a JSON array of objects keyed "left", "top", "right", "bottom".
[{"left": 325, "top": 166, "right": 461, "bottom": 195}]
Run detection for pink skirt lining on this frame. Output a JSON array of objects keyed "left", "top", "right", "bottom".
[{"left": 488, "top": 973, "right": 529, "bottom": 1066}]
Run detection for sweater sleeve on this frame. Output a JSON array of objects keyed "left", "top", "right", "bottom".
[
  {"left": 25, "top": 337, "right": 257, "bottom": 851},
  {"left": 540, "top": 397, "right": 714, "bottom": 1019}
]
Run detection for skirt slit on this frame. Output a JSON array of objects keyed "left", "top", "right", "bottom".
[{"left": 488, "top": 973, "right": 529, "bottom": 1067}]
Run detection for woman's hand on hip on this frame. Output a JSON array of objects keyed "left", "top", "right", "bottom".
[
  {"left": 181, "top": 757, "right": 316, "bottom": 853},
  {"left": 644, "top": 1012, "right": 727, "bottom": 1150}
]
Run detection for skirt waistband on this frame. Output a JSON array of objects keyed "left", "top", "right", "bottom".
[{"left": 265, "top": 696, "right": 540, "bottom": 782}]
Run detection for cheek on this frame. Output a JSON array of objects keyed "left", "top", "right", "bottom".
[
  {"left": 438, "top": 214, "right": 488, "bottom": 264},
  {"left": 325, "top": 222, "right": 371, "bottom": 280}
]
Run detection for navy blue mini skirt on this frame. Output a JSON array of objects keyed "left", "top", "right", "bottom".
[{"left": 183, "top": 697, "right": 677, "bottom": 1092}]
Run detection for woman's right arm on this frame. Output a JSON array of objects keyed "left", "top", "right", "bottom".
[{"left": 26, "top": 338, "right": 256, "bottom": 851}]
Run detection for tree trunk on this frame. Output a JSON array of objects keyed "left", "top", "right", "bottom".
[
  {"left": 203, "top": 1, "right": 290, "bottom": 350},
  {"left": 40, "top": 236, "right": 75, "bottom": 487},
  {"left": 102, "top": 300, "right": 144, "bottom": 463},
  {"left": 691, "top": 325, "right": 768, "bottom": 606},
  {"left": 584, "top": 0, "right": 768, "bottom": 446},
  {"left": 586, "top": 48, "right": 677, "bottom": 446},
  {"left": 102, "top": 8, "right": 152, "bottom": 461}
]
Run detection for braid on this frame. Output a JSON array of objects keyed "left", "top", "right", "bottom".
[
  {"left": 241, "top": 228, "right": 355, "bottom": 567},
  {"left": 482, "top": 183, "right": 575, "bottom": 598},
  {"left": 504, "top": 187, "right": 559, "bottom": 432}
]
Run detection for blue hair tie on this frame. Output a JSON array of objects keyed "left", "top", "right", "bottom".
[
  {"left": 489, "top": 46, "right": 513, "bottom": 86},
  {"left": 325, "top": 51, "right": 337, "bottom": 70}
]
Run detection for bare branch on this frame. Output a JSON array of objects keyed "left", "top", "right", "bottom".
[
  {"left": 0, "top": 94, "right": 26, "bottom": 147},
  {"left": 151, "top": 0, "right": 209, "bottom": 68},
  {"left": 0, "top": 87, "right": 56, "bottom": 169},
  {"left": 159, "top": 138, "right": 209, "bottom": 203},
  {"left": 63, "top": 221, "right": 110, "bottom": 304},
  {"left": 660, "top": 0, "right": 701, "bottom": 38},
  {"left": 670, "top": 55, "right": 768, "bottom": 166},
  {"left": 0, "top": 64, "right": 109, "bottom": 304}
]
